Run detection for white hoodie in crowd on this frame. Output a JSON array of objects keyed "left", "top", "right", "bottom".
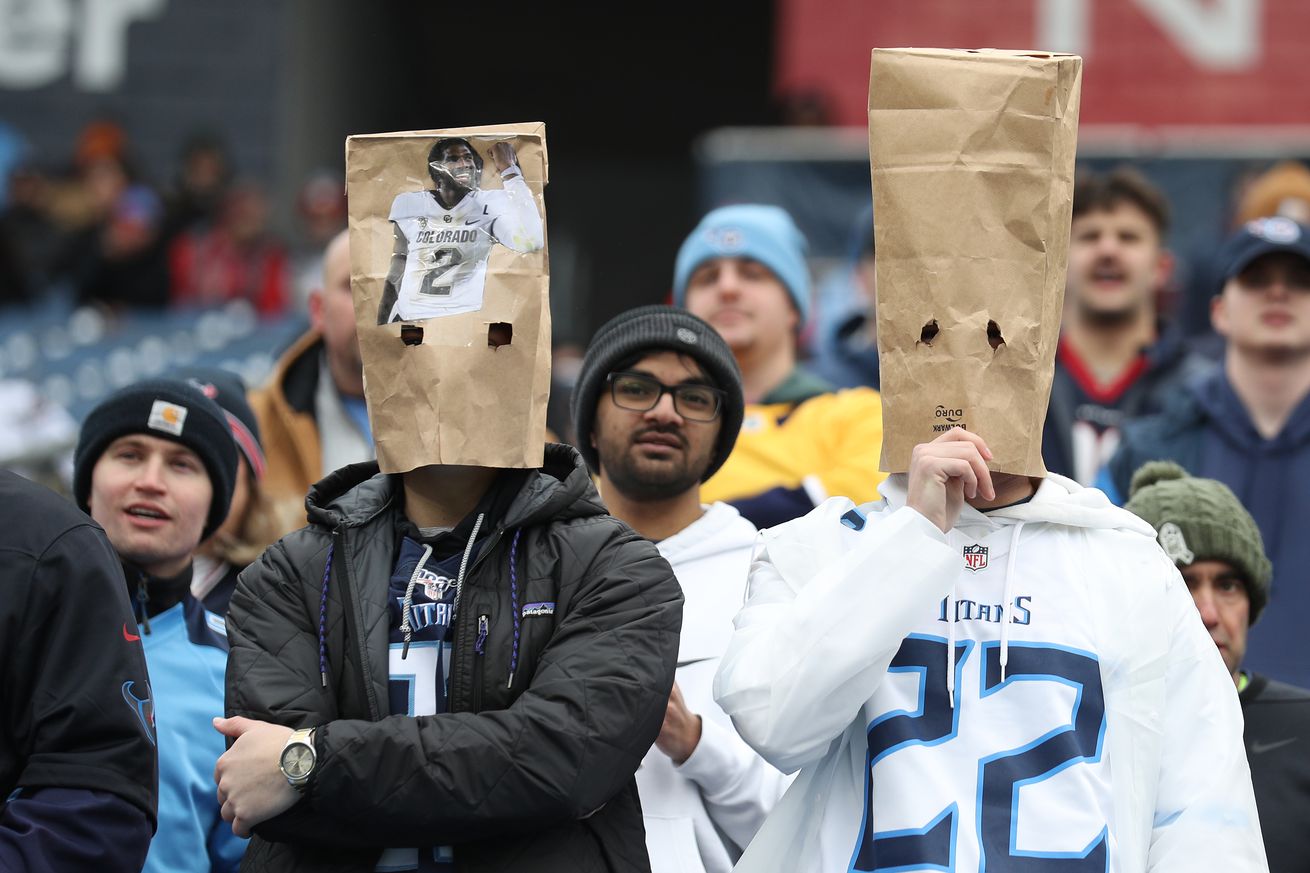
[
  {"left": 713, "top": 474, "right": 1266, "bottom": 873},
  {"left": 638, "top": 501, "right": 790, "bottom": 873}
]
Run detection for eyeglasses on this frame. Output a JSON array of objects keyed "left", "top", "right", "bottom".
[{"left": 606, "top": 372, "right": 724, "bottom": 421}]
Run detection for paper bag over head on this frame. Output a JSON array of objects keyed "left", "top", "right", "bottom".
[
  {"left": 346, "top": 122, "right": 550, "bottom": 474},
  {"left": 869, "top": 48, "right": 1082, "bottom": 476}
]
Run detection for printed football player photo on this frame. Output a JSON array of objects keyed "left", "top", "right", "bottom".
[{"left": 377, "top": 136, "right": 545, "bottom": 325}]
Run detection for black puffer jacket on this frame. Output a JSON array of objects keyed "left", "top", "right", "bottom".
[{"left": 226, "top": 445, "right": 682, "bottom": 872}]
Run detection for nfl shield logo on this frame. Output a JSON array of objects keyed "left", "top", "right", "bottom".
[
  {"left": 422, "top": 572, "right": 454, "bottom": 601},
  {"left": 963, "top": 544, "right": 988, "bottom": 572}
]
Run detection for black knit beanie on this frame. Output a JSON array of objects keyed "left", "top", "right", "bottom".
[
  {"left": 572, "top": 305, "right": 744, "bottom": 481},
  {"left": 1125, "top": 461, "right": 1272, "bottom": 624},
  {"left": 74, "top": 378, "right": 239, "bottom": 542}
]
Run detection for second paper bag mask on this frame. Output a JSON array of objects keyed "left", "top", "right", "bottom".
[
  {"left": 346, "top": 122, "right": 550, "bottom": 473},
  {"left": 870, "top": 48, "right": 1082, "bottom": 476}
]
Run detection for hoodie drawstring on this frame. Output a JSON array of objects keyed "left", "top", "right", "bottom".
[
  {"left": 454, "top": 513, "right": 485, "bottom": 616},
  {"left": 401, "top": 511, "right": 486, "bottom": 659},
  {"left": 400, "top": 543, "right": 435, "bottom": 659},
  {"left": 318, "top": 542, "right": 335, "bottom": 687},
  {"left": 946, "top": 590, "right": 957, "bottom": 709},
  {"left": 946, "top": 519, "right": 1027, "bottom": 707},
  {"left": 1000, "top": 521, "right": 1026, "bottom": 684}
]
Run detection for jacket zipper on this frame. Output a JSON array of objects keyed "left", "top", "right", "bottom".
[
  {"left": 336, "top": 528, "right": 383, "bottom": 721},
  {"left": 451, "top": 528, "right": 504, "bottom": 714},
  {"left": 471, "top": 614, "right": 489, "bottom": 712}
]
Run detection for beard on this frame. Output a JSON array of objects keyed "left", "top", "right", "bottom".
[
  {"left": 1075, "top": 296, "right": 1145, "bottom": 328},
  {"left": 601, "top": 429, "right": 715, "bottom": 502}
]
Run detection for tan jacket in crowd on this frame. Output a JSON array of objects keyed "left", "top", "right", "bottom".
[{"left": 249, "top": 328, "right": 326, "bottom": 516}]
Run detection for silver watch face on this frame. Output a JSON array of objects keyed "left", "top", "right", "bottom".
[{"left": 282, "top": 743, "right": 314, "bottom": 779}]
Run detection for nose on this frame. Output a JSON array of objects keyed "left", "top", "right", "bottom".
[
  {"left": 1093, "top": 234, "right": 1120, "bottom": 259},
  {"left": 1192, "top": 588, "right": 1219, "bottom": 630},
  {"left": 643, "top": 390, "right": 683, "bottom": 425},
  {"left": 1265, "top": 274, "right": 1292, "bottom": 300},
  {"left": 133, "top": 454, "right": 167, "bottom": 494},
  {"left": 712, "top": 262, "right": 742, "bottom": 299}
]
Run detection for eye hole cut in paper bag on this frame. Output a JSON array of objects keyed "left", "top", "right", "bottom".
[
  {"left": 346, "top": 122, "right": 550, "bottom": 473},
  {"left": 870, "top": 48, "right": 1082, "bottom": 476}
]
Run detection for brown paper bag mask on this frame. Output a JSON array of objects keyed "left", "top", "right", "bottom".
[
  {"left": 869, "top": 48, "right": 1082, "bottom": 476},
  {"left": 346, "top": 122, "right": 550, "bottom": 473}
]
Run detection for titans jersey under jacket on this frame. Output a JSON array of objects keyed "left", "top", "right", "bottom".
[
  {"left": 140, "top": 597, "right": 247, "bottom": 873},
  {"left": 713, "top": 474, "right": 1266, "bottom": 873}
]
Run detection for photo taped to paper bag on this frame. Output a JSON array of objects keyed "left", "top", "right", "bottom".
[{"left": 377, "top": 135, "right": 545, "bottom": 325}]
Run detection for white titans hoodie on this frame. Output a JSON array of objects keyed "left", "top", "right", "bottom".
[
  {"left": 638, "top": 502, "right": 789, "bottom": 873},
  {"left": 713, "top": 474, "right": 1266, "bottom": 873}
]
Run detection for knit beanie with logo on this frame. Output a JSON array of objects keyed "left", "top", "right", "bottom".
[
  {"left": 572, "top": 305, "right": 744, "bottom": 481},
  {"left": 74, "top": 378, "right": 238, "bottom": 542},
  {"left": 1125, "top": 461, "right": 1271, "bottom": 623}
]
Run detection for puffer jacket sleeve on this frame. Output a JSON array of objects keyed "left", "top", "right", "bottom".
[
  {"left": 226, "top": 535, "right": 339, "bottom": 729},
  {"left": 304, "top": 521, "right": 682, "bottom": 845},
  {"left": 225, "top": 534, "right": 385, "bottom": 851}
]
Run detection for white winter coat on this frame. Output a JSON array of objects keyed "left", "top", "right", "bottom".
[
  {"left": 638, "top": 502, "right": 789, "bottom": 873},
  {"left": 713, "top": 474, "right": 1267, "bottom": 873}
]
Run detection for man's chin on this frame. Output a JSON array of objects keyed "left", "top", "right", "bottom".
[
  {"left": 1075, "top": 298, "right": 1144, "bottom": 327},
  {"left": 608, "top": 459, "right": 703, "bottom": 502}
]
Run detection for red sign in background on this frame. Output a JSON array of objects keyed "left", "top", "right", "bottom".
[{"left": 776, "top": 0, "right": 1310, "bottom": 131}]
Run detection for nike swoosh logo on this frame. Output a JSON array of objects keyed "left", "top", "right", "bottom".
[
  {"left": 676, "top": 657, "right": 715, "bottom": 669},
  {"left": 1250, "top": 737, "right": 1297, "bottom": 754},
  {"left": 122, "top": 623, "right": 140, "bottom": 642}
]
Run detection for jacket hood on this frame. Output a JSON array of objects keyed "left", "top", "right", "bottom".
[
  {"left": 304, "top": 443, "right": 605, "bottom": 532},
  {"left": 877, "top": 472, "right": 1158, "bottom": 538}
]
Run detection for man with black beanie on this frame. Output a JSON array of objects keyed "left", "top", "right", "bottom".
[
  {"left": 74, "top": 377, "right": 247, "bottom": 872},
  {"left": 1125, "top": 461, "right": 1310, "bottom": 872},
  {"left": 573, "top": 305, "right": 788, "bottom": 873}
]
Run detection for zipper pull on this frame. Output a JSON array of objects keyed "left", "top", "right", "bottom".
[{"left": 474, "top": 614, "right": 489, "bottom": 655}]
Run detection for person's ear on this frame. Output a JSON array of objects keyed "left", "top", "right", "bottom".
[
  {"left": 1154, "top": 249, "right": 1176, "bottom": 292},
  {"left": 308, "top": 289, "right": 325, "bottom": 333},
  {"left": 1211, "top": 292, "right": 1229, "bottom": 336}
]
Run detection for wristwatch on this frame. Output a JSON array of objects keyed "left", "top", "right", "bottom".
[{"left": 279, "top": 727, "right": 317, "bottom": 791}]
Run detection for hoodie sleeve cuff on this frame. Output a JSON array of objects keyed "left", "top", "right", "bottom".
[
  {"left": 898, "top": 505, "right": 951, "bottom": 543},
  {"left": 673, "top": 717, "right": 746, "bottom": 794}
]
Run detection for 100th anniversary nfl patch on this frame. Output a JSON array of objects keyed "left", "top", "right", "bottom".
[
  {"left": 148, "top": 400, "right": 188, "bottom": 436},
  {"left": 963, "top": 544, "right": 988, "bottom": 572}
]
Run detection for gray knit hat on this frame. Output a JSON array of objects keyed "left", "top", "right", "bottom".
[
  {"left": 1125, "top": 461, "right": 1272, "bottom": 623},
  {"left": 572, "top": 305, "right": 743, "bottom": 481}
]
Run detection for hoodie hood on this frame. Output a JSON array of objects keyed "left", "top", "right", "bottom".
[
  {"left": 655, "top": 501, "right": 759, "bottom": 665},
  {"left": 876, "top": 472, "right": 1158, "bottom": 538},
  {"left": 656, "top": 501, "right": 757, "bottom": 566},
  {"left": 1191, "top": 367, "right": 1310, "bottom": 454}
]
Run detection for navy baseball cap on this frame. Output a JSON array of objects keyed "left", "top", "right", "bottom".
[{"left": 1218, "top": 216, "right": 1310, "bottom": 285}]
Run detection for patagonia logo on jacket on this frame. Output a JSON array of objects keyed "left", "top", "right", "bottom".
[{"left": 522, "top": 601, "right": 555, "bottom": 618}]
